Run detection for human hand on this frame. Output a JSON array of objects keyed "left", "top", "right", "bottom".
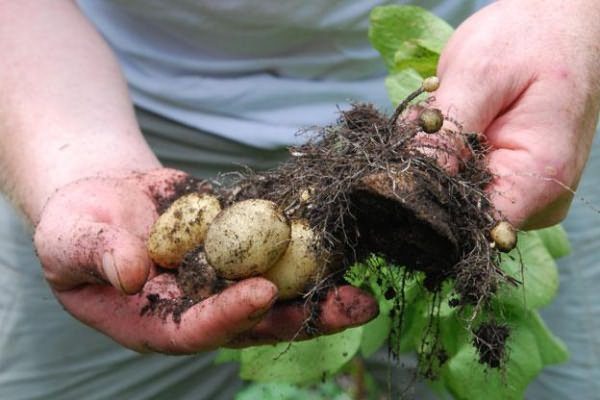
[
  {"left": 434, "top": 0, "right": 600, "bottom": 229},
  {"left": 34, "top": 168, "right": 378, "bottom": 353}
]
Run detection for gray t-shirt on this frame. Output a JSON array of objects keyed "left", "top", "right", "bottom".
[
  {"left": 2, "top": 1, "right": 598, "bottom": 399},
  {"left": 76, "top": 0, "right": 489, "bottom": 148}
]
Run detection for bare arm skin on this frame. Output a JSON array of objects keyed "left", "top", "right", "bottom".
[
  {"left": 0, "top": 0, "right": 160, "bottom": 221},
  {"left": 435, "top": 0, "right": 600, "bottom": 229},
  {"left": 0, "top": 1, "right": 377, "bottom": 353}
]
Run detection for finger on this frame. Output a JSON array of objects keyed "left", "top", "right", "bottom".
[
  {"left": 227, "top": 285, "right": 378, "bottom": 347},
  {"left": 35, "top": 219, "right": 152, "bottom": 294},
  {"left": 480, "top": 68, "right": 594, "bottom": 228},
  {"left": 433, "top": 44, "right": 571, "bottom": 227},
  {"left": 408, "top": 128, "right": 469, "bottom": 176},
  {"left": 56, "top": 275, "right": 278, "bottom": 354},
  {"left": 434, "top": 38, "right": 533, "bottom": 133}
]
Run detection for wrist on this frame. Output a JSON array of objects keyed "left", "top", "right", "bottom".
[{"left": 15, "top": 134, "right": 161, "bottom": 225}]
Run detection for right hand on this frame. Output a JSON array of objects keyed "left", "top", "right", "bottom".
[
  {"left": 34, "top": 168, "right": 378, "bottom": 353},
  {"left": 433, "top": 0, "right": 600, "bottom": 229}
]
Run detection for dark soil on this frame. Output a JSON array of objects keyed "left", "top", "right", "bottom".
[
  {"left": 153, "top": 176, "right": 214, "bottom": 214},
  {"left": 140, "top": 291, "right": 195, "bottom": 324},
  {"left": 176, "top": 246, "right": 228, "bottom": 301},
  {"left": 473, "top": 322, "right": 510, "bottom": 368},
  {"left": 140, "top": 247, "right": 228, "bottom": 323}
]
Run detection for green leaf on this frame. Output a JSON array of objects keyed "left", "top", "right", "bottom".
[
  {"left": 214, "top": 348, "right": 241, "bottom": 364},
  {"left": 524, "top": 311, "right": 568, "bottom": 365},
  {"left": 438, "top": 313, "right": 470, "bottom": 357},
  {"left": 495, "top": 232, "right": 559, "bottom": 310},
  {"left": 235, "top": 381, "right": 352, "bottom": 400},
  {"left": 369, "top": 6, "right": 452, "bottom": 106},
  {"left": 534, "top": 225, "right": 571, "bottom": 259},
  {"left": 384, "top": 69, "right": 426, "bottom": 106},
  {"left": 360, "top": 302, "right": 392, "bottom": 357},
  {"left": 441, "top": 310, "right": 567, "bottom": 400},
  {"left": 345, "top": 258, "right": 430, "bottom": 356},
  {"left": 239, "top": 328, "right": 363, "bottom": 384},
  {"left": 235, "top": 382, "right": 308, "bottom": 400},
  {"left": 369, "top": 5, "right": 453, "bottom": 72},
  {"left": 393, "top": 42, "right": 440, "bottom": 77},
  {"left": 393, "top": 290, "right": 429, "bottom": 353}
]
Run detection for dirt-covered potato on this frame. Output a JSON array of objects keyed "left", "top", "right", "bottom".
[
  {"left": 147, "top": 193, "right": 221, "bottom": 268},
  {"left": 263, "top": 220, "right": 321, "bottom": 300},
  {"left": 205, "top": 199, "right": 291, "bottom": 280}
]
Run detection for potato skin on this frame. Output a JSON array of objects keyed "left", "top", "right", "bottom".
[
  {"left": 263, "top": 220, "right": 320, "bottom": 300},
  {"left": 205, "top": 199, "right": 291, "bottom": 280},
  {"left": 490, "top": 221, "right": 517, "bottom": 253},
  {"left": 147, "top": 193, "right": 221, "bottom": 268}
]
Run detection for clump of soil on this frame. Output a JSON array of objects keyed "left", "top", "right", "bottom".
[
  {"left": 140, "top": 247, "right": 228, "bottom": 323},
  {"left": 473, "top": 322, "right": 511, "bottom": 368},
  {"left": 176, "top": 246, "right": 228, "bottom": 301},
  {"left": 223, "top": 98, "right": 507, "bottom": 306},
  {"left": 141, "top": 84, "right": 517, "bottom": 374}
]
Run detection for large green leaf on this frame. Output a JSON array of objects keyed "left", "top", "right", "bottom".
[
  {"left": 534, "top": 225, "right": 571, "bottom": 259},
  {"left": 360, "top": 302, "right": 392, "bottom": 357},
  {"left": 214, "top": 348, "right": 241, "bottom": 364},
  {"left": 239, "top": 327, "right": 363, "bottom": 384},
  {"left": 235, "top": 382, "right": 351, "bottom": 400},
  {"left": 384, "top": 69, "right": 425, "bottom": 106},
  {"left": 495, "top": 232, "right": 559, "bottom": 310},
  {"left": 369, "top": 5, "right": 452, "bottom": 72},
  {"left": 370, "top": 5, "right": 452, "bottom": 106},
  {"left": 441, "top": 310, "right": 567, "bottom": 400},
  {"left": 524, "top": 312, "right": 568, "bottom": 365}
]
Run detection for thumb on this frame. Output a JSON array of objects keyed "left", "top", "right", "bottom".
[{"left": 35, "top": 219, "right": 152, "bottom": 294}]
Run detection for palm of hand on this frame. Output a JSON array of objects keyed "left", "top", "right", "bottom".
[{"left": 34, "top": 169, "right": 377, "bottom": 353}]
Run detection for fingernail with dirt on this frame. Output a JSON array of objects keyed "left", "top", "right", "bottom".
[
  {"left": 248, "top": 293, "right": 278, "bottom": 320},
  {"left": 102, "top": 252, "right": 124, "bottom": 292}
]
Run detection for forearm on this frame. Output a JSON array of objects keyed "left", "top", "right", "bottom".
[{"left": 0, "top": 1, "right": 160, "bottom": 224}]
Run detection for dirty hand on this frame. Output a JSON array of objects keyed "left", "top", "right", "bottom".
[
  {"left": 434, "top": 0, "right": 600, "bottom": 228},
  {"left": 34, "top": 168, "right": 378, "bottom": 353}
]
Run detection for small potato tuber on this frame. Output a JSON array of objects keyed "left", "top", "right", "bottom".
[
  {"left": 418, "top": 108, "right": 444, "bottom": 134},
  {"left": 422, "top": 76, "right": 440, "bottom": 92},
  {"left": 263, "top": 220, "right": 321, "bottom": 300},
  {"left": 490, "top": 221, "right": 517, "bottom": 252},
  {"left": 204, "top": 199, "right": 291, "bottom": 280},
  {"left": 147, "top": 193, "right": 221, "bottom": 268}
]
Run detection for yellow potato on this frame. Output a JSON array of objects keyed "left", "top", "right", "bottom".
[
  {"left": 263, "top": 220, "right": 320, "bottom": 300},
  {"left": 490, "top": 221, "right": 517, "bottom": 253},
  {"left": 205, "top": 199, "right": 291, "bottom": 280},
  {"left": 147, "top": 193, "right": 221, "bottom": 268}
]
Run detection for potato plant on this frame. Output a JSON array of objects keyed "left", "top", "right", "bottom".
[{"left": 142, "top": 5, "right": 570, "bottom": 400}]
